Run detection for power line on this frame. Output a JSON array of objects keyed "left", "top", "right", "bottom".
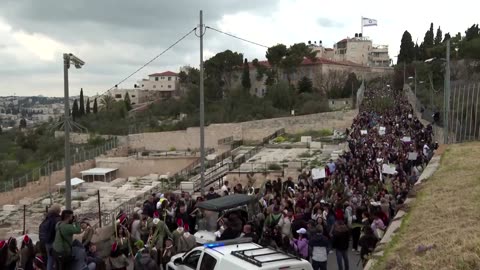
[
  {"left": 205, "top": 26, "right": 269, "bottom": 48},
  {"left": 104, "top": 27, "right": 197, "bottom": 94}
]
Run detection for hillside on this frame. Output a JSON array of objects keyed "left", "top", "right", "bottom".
[{"left": 374, "top": 142, "right": 480, "bottom": 270}]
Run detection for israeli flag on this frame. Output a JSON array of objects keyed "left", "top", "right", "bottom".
[{"left": 362, "top": 17, "right": 378, "bottom": 27}]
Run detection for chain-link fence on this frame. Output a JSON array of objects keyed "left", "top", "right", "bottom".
[{"left": 0, "top": 138, "right": 118, "bottom": 193}]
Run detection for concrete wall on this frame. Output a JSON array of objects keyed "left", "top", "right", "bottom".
[{"left": 95, "top": 156, "right": 197, "bottom": 178}]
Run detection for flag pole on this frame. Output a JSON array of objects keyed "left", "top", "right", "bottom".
[{"left": 361, "top": 16, "right": 363, "bottom": 37}]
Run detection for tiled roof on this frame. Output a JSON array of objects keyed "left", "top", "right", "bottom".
[{"left": 148, "top": 71, "right": 178, "bottom": 77}]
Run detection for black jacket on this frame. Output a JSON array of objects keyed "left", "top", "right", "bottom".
[
  {"left": 309, "top": 233, "right": 329, "bottom": 248},
  {"left": 332, "top": 224, "right": 350, "bottom": 250}
]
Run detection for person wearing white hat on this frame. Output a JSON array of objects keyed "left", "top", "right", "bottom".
[{"left": 290, "top": 228, "right": 309, "bottom": 259}]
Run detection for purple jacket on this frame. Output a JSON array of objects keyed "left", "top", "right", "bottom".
[{"left": 291, "top": 238, "right": 309, "bottom": 258}]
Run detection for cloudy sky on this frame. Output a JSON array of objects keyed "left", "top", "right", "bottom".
[{"left": 0, "top": 0, "right": 478, "bottom": 97}]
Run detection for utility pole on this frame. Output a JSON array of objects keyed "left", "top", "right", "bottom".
[
  {"left": 199, "top": 10, "right": 206, "bottom": 196},
  {"left": 63, "top": 54, "right": 72, "bottom": 210},
  {"left": 62, "top": 53, "right": 85, "bottom": 210},
  {"left": 444, "top": 39, "right": 451, "bottom": 144}
]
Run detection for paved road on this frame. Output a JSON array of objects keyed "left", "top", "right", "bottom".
[{"left": 326, "top": 246, "right": 363, "bottom": 270}]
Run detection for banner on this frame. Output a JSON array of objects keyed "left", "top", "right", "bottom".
[
  {"left": 382, "top": 164, "right": 397, "bottom": 175},
  {"left": 312, "top": 168, "right": 326, "bottom": 179},
  {"left": 379, "top": 126, "right": 386, "bottom": 136},
  {"left": 408, "top": 152, "right": 418, "bottom": 160}
]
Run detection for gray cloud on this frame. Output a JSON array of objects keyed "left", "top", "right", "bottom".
[
  {"left": 317, "top": 17, "right": 344, "bottom": 28},
  {"left": 0, "top": 0, "right": 278, "bottom": 96}
]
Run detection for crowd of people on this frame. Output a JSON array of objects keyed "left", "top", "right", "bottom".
[{"left": 0, "top": 85, "right": 436, "bottom": 270}]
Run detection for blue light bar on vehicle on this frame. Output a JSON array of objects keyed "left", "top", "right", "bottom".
[{"left": 204, "top": 242, "right": 225, "bottom": 248}]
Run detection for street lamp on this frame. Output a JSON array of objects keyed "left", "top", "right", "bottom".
[{"left": 63, "top": 53, "right": 85, "bottom": 210}]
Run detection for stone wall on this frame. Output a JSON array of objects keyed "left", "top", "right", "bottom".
[
  {"left": 95, "top": 156, "right": 198, "bottom": 178},
  {"left": 66, "top": 110, "right": 357, "bottom": 152}
]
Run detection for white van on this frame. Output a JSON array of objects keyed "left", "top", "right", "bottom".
[{"left": 166, "top": 238, "right": 313, "bottom": 270}]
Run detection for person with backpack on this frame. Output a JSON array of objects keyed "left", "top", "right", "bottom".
[
  {"left": 39, "top": 203, "right": 61, "bottom": 270},
  {"left": 52, "top": 209, "right": 81, "bottom": 270}
]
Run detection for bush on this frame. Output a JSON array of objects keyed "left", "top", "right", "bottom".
[
  {"left": 319, "top": 129, "right": 333, "bottom": 137},
  {"left": 169, "top": 146, "right": 177, "bottom": 151},
  {"left": 273, "top": 136, "right": 286, "bottom": 143},
  {"left": 268, "top": 163, "right": 282, "bottom": 170}
]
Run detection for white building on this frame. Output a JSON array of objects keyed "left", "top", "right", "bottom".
[
  {"left": 109, "top": 89, "right": 146, "bottom": 105},
  {"left": 138, "top": 71, "right": 179, "bottom": 98},
  {"left": 333, "top": 34, "right": 391, "bottom": 67}
]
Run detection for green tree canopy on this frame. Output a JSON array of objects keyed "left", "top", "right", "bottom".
[
  {"left": 204, "top": 50, "right": 243, "bottom": 92},
  {"left": 297, "top": 76, "right": 313, "bottom": 93},
  {"left": 86, "top": 98, "right": 91, "bottom": 114},
  {"left": 398, "top": 31, "right": 415, "bottom": 64},
  {"left": 79, "top": 88, "right": 85, "bottom": 116},
  {"left": 72, "top": 99, "right": 79, "bottom": 121},
  {"left": 434, "top": 26, "right": 443, "bottom": 45},
  {"left": 265, "top": 81, "right": 294, "bottom": 110},
  {"left": 241, "top": 58, "right": 251, "bottom": 90},
  {"left": 101, "top": 95, "right": 115, "bottom": 111},
  {"left": 465, "top": 24, "right": 479, "bottom": 41},
  {"left": 19, "top": 118, "right": 27, "bottom": 129},
  {"left": 124, "top": 92, "right": 132, "bottom": 111},
  {"left": 93, "top": 98, "right": 98, "bottom": 114}
]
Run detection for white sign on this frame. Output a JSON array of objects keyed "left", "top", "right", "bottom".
[
  {"left": 379, "top": 127, "right": 386, "bottom": 136},
  {"left": 382, "top": 164, "right": 397, "bottom": 175},
  {"left": 401, "top": 136, "right": 411, "bottom": 143},
  {"left": 408, "top": 152, "right": 418, "bottom": 160},
  {"left": 361, "top": 130, "right": 368, "bottom": 135},
  {"left": 408, "top": 114, "right": 413, "bottom": 119},
  {"left": 312, "top": 168, "right": 326, "bottom": 179}
]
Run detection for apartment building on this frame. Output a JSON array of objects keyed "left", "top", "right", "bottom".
[{"left": 138, "top": 71, "right": 179, "bottom": 98}]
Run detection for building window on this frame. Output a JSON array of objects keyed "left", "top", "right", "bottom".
[
  {"left": 161, "top": 85, "right": 163, "bottom": 88},
  {"left": 131, "top": 95, "right": 136, "bottom": 98},
  {"left": 155, "top": 77, "right": 159, "bottom": 81},
  {"left": 142, "top": 84, "right": 144, "bottom": 87},
  {"left": 153, "top": 85, "right": 156, "bottom": 88},
  {"left": 160, "top": 77, "right": 165, "bottom": 79},
  {"left": 331, "top": 100, "right": 335, "bottom": 104},
  {"left": 168, "top": 77, "right": 172, "bottom": 81},
  {"left": 167, "top": 85, "right": 171, "bottom": 88},
  {"left": 115, "top": 94, "right": 122, "bottom": 98}
]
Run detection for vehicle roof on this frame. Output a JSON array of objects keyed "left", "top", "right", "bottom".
[
  {"left": 196, "top": 194, "right": 255, "bottom": 211},
  {"left": 205, "top": 243, "right": 310, "bottom": 270}
]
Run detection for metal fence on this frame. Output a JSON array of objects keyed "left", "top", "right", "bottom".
[
  {"left": 0, "top": 138, "right": 118, "bottom": 193},
  {"left": 449, "top": 83, "right": 480, "bottom": 143}
]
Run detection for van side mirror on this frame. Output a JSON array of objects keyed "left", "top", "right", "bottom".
[{"left": 173, "top": 257, "right": 183, "bottom": 265}]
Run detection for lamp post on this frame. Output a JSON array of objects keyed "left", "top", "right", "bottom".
[{"left": 63, "top": 53, "right": 85, "bottom": 210}]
